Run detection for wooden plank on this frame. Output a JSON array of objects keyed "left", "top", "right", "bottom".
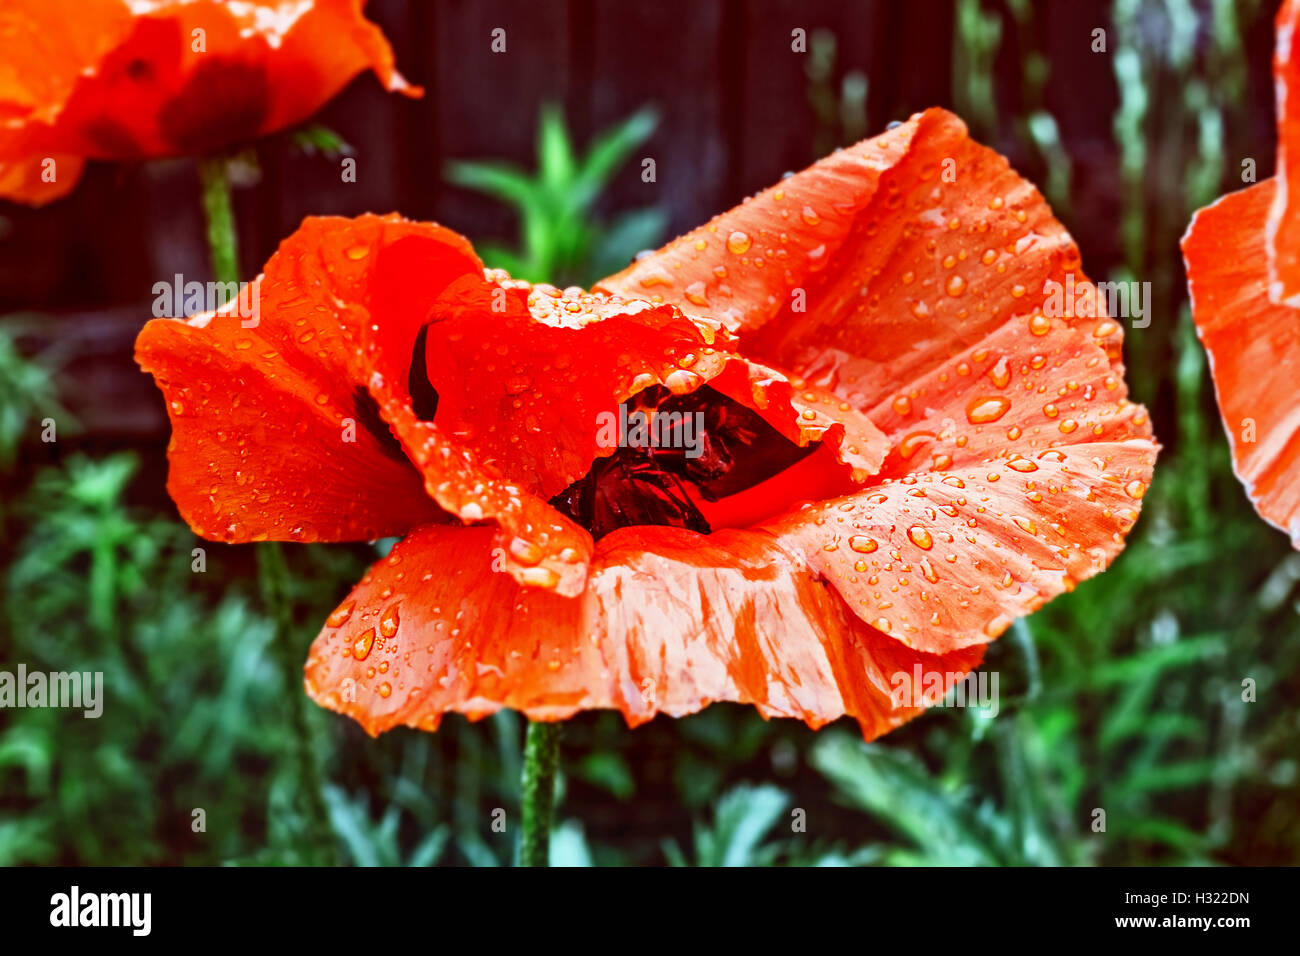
[
  {"left": 262, "top": 0, "right": 423, "bottom": 259},
  {"left": 587, "top": 0, "right": 729, "bottom": 243},
  {"left": 736, "top": 0, "right": 896, "bottom": 202},
  {"left": 433, "top": 0, "right": 573, "bottom": 245}
]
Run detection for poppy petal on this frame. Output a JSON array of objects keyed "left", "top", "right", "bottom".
[
  {"left": 598, "top": 108, "right": 1127, "bottom": 401},
  {"left": 1269, "top": 0, "right": 1300, "bottom": 304},
  {"left": 364, "top": 269, "right": 735, "bottom": 500},
  {"left": 0, "top": 0, "right": 128, "bottom": 204},
  {"left": 1184, "top": 180, "right": 1300, "bottom": 546},
  {"left": 596, "top": 110, "right": 917, "bottom": 335},
  {"left": 135, "top": 214, "right": 479, "bottom": 542},
  {"left": 0, "top": 0, "right": 417, "bottom": 202},
  {"left": 763, "top": 438, "right": 1155, "bottom": 654},
  {"left": 304, "top": 522, "right": 986, "bottom": 739}
]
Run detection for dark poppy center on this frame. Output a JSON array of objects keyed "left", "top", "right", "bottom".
[
  {"left": 548, "top": 386, "right": 816, "bottom": 540},
  {"left": 352, "top": 323, "right": 442, "bottom": 464}
]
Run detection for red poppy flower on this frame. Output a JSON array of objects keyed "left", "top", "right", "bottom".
[
  {"left": 1182, "top": 0, "right": 1300, "bottom": 548},
  {"left": 0, "top": 0, "right": 415, "bottom": 205},
  {"left": 137, "top": 108, "right": 1155, "bottom": 739}
]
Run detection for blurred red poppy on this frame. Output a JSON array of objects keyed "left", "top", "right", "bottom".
[
  {"left": 1183, "top": 0, "right": 1300, "bottom": 548},
  {"left": 137, "top": 108, "right": 1155, "bottom": 739},
  {"left": 0, "top": 0, "right": 416, "bottom": 204}
]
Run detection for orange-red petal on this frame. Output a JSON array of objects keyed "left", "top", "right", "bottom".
[
  {"left": 365, "top": 271, "right": 733, "bottom": 500},
  {"left": 1270, "top": 0, "right": 1300, "bottom": 304},
  {"left": 1184, "top": 180, "right": 1300, "bottom": 547},
  {"left": 0, "top": 0, "right": 417, "bottom": 204},
  {"left": 763, "top": 439, "right": 1154, "bottom": 654},
  {"left": 135, "top": 215, "right": 479, "bottom": 542},
  {"left": 353, "top": 257, "right": 736, "bottom": 596},
  {"left": 304, "top": 523, "right": 986, "bottom": 739},
  {"left": 600, "top": 108, "right": 1131, "bottom": 399}
]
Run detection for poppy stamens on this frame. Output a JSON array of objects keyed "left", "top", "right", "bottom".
[{"left": 551, "top": 385, "right": 818, "bottom": 538}]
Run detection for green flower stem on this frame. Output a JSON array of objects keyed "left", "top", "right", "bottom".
[
  {"left": 520, "top": 720, "right": 563, "bottom": 867},
  {"left": 197, "top": 156, "right": 240, "bottom": 286},
  {"left": 197, "top": 154, "right": 332, "bottom": 861}
]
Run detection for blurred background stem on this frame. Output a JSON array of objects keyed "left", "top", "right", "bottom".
[
  {"left": 197, "top": 154, "right": 334, "bottom": 862},
  {"left": 520, "top": 721, "right": 562, "bottom": 866},
  {"left": 197, "top": 157, "right": 239, "bottom": 287}
]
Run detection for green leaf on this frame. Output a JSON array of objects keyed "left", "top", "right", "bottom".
[
  {"left": 289, "top": 124, "right": 353, "bottom": 158},
  {"left": 573, "top": 107, "right": 658, "bottom": 208},
  {"left": 691, "top": 784, "right": 790, "bottom": 867},
  {"left": 812, "top": 733, "right": 1005, "bottom": 865},
  {"left": 538, "top": 103, "right": 577, "bottom": 192},
  {"left": 549, "top": 820, "right": 595, "bottom": 866},
  {"left": 445, "top": 160, "right": 540, "bottom": 208}
]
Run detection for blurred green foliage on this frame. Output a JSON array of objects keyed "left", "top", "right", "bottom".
[
  {"left": 806, "top": 29, "right": 869, "bottom": 159},
  {"left": 2, "top": 0, "right": 1299, "bottom": 866},
  {"left": 446, "top": 103, "right": 667, "bottom": 287}
]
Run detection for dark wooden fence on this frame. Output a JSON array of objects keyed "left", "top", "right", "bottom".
[{"left": 0, "top": 0, "right": 1278, "bottom": 451}]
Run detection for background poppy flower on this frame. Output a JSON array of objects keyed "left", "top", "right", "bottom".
[
  {"left": 1183, "top": 0, "right": 1300, "bottom": 548},
  {"left": 0, "top": 0, "right": 416, "bottom": 205},
  {"left": 136, "top": 107, "right": 1155, "bottom": 742}
]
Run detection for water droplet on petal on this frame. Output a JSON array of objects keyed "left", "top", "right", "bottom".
[
  {"left": 849, "top": 535, "right": 879, "bottom": 554},
  {"left": 987, "top": 356, "right": 1011, "bottom": 389},
  {"left": 508, "top": 537, "right": 543, "bottom": 566},
  {"left": 518, "top": 566, "right": 561, "bottom": 588},
  {"left": 898, "top": 431, "right": 936, "bottom": 459},
  {"left": 919, "top": 557, "right": 939, "bottom": 583},
  {"left": 664, "top": 369, "right": 702, "bottom": 394},
  {"left": 327, "top": 601, "right": 356, "bottom": 628},
  {"left": 965, "top": 395, "right": 1011, "bottom": 424},
  {"left": 352, "top": 628, "right": 376, "bottom": 661}
]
